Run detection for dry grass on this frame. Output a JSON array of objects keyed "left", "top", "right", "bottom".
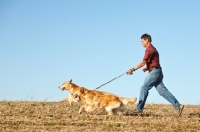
[{"left": 0, "top": 101, "right": 199, "bottom": 132}]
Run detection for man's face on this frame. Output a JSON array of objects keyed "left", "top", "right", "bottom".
[{"left": 141, "top": 39, "right": 149, "bottom": 48}]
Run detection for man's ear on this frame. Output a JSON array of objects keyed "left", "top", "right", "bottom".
[{"left": 69, "top": 79, "right": 72, "bottom": 83}]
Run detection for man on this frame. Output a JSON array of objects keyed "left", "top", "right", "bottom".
[{"left": 127, "top": 34, "right": 184, "bottom": 117}]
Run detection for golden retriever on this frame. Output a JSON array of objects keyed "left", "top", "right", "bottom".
[
  {"left": 58, "top": 79, "right": 114, "bottom": 105},
  {"left": 73, "top": 87, "right": 137, "bottom": 115},
  {"left": 59, "top": 79, "right": 137, "bottom": 115},
  {"left": 58, "top": 80, "right": 80, "bottom": 105}
]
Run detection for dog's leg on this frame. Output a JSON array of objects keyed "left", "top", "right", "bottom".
[
  {"left": 105, "top": 107, "right": 114, "bottom": 116},
  {"left": 112, "top": 108, "right": 123, "bottom": 116},
  {"left": 86, "top": 105, "right": 99, "bottom": 113},
  {"left": 68, "top": 95, "right": 80, "bottom": 106},
  {"left": 107, "top": 111, "right": 114, "bottom": 116},
  {"left": 112, "top": 108, "right": 119, "bottom": 115},
  {"left": 105, "top": 102, "right": 122, "bottom": 116},
  {"left": 116, "top": 105, "right": 125, "bottom": 116},
  {"left": 116, "top": 108, "right": 124, "bottom": 116},
  {"left": 68, "top": 94, "right": 74, "bottom": 106},
  {"left": 68, "top": 98, "right": 72, "bottom": 106},
  {"left": 79, "top": 105, "right": 87, "bottom": 114}
]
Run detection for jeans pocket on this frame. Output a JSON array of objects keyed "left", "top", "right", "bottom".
[{"left": 150, "top": 71, "right": 160, "bottom": 81}]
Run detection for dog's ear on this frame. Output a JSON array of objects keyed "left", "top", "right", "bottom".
[
  {"left": 80, "top": 89, "right": 84, "bottom": 93},
  {"left": 69, "top": 79, "right": 72, "bottom": 83}
]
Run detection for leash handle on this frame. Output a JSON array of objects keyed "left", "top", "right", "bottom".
[{"left": 94, "top": 73, "right": 126, "bottom": 90}]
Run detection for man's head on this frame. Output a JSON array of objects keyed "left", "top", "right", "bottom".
[{"left": 141, "top": 34, "right": 152, "bottom": 48}]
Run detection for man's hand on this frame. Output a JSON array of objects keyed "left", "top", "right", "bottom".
[
  {"left": 127, "top": 61, "right": 146, "bottom": 75},
  {"left": 127, "top": 69, "right": 134, "bottom": 75},
  {"left": 142, "top": 67, "right": 147, "bottom": 72}
]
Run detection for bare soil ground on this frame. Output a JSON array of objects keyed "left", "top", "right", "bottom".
[{"left": 0, "top": 101, "right": 199, "bottom": 132}]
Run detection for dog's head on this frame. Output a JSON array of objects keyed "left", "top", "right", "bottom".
[
  {"left": 58, "top": 79, "right": 74, "bottom": 91},
  {"left": 73, "top": 87, "right": 86, "bottom": 98}
]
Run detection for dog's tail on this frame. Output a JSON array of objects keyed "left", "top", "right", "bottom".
[{"left": 119, "top": 97, "right": 137, "bottom": 105}]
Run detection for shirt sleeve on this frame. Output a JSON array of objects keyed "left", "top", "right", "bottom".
[{"left": 143, "top": 51, "right": 151, "bottom": 62}]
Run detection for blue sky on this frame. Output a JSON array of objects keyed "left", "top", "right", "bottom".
[{"left": 1, "top": 0, "right": 200, "bottom": 104}]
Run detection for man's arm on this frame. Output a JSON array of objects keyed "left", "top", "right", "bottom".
[
  {"left": 132, "top": 61, "right": 146, "bottom": 70},
  {"left": 127, "top": 61, "right": 146, "bottom": 74}
]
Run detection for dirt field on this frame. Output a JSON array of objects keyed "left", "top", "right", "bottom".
[{"left": 0, "top": 101, "right": 199, "bottom": 132}]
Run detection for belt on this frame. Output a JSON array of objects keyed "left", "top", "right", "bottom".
[{"left": 149, "top": 67, "right": 161, "bottom": 72}]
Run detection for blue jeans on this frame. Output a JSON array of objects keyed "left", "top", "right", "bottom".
[{"left": 136, "top": 68, "right": 180, "bottom": 111}]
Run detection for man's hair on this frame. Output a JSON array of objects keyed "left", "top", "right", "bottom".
[{"left": 141, "top": 34, "right": 152, "bottom": 42}]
